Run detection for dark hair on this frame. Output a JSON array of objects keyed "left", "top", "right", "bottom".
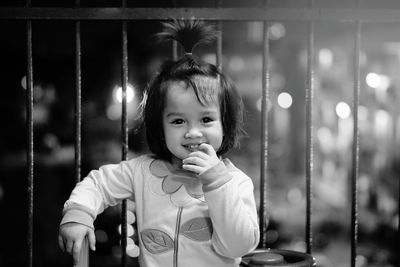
[{"left": 143, "top": 55, "right": 244, "bottom": 161}]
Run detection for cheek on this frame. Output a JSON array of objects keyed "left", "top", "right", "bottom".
[
  {"left": 163, "top": 126, "right": 182, "bottom": 144},
  {"left": 162, "top": 121, "right": 173, "bottom": 137},
  {"left": 163, "top": 126, "right": 173, "bottom": 142},
  {"left": 213, "top": 125, "right": 224, "bottom": 148},
  {"left": 163, "top": 131, "right": 175, "bottom": 152}
]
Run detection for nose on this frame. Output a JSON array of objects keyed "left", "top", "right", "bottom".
[{"left": 184, "top": 125, "right": 203, "bottom": 139}]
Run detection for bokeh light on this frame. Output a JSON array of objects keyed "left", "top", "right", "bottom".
[
  {"left": 318, "top": 48, "right": 333, "bottom": 69},
  {"left": 114, "top": 84, "right": 135, "bottom": 104},
  {"left": 366, "top": 72, "right": 380, "bottom": 88},
  {"left": 277, "top": 92, "right": 293, "bottom": 109},
  {"left": 127, "top": 200, "right": 136, "bottom": 211},
  {"left": 256, "top": 97, "right": 272, "bottom": 112},
  {"left": 118, "top": 224, "right": 135, "bottom": 237},
  {"left": 126, "top": 238, "right": 140, "bottom": 258},
  {"left": 127, "top": 210, "right": 136, "bottom": 224},
  {"left": 21, "top": 75, "right": 27, "bottom": 89},
  {"left": 269, "top": 23, "right": 286, "bottom": 40},
  {"left": 336, "top": 101, "right": 351, "bottom": 119},
  {"left": 375, "top": 109, "right": 390, "bottom": 138},
  {"left": 366, "top": 73, "right": 390, "bottom": 90},
  {"left": 95, "top": 229, "right": 108, "bottom": 243},
  {"left": 317, "top": 127, "right": 334, "bottom": 152}
]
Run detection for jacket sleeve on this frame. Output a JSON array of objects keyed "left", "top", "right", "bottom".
[
  {"left": 60, "top": 159, "right": 138, "bottom": 228},
  {"left": 200, "top": 160, "right": 260, "bottom": 259}
]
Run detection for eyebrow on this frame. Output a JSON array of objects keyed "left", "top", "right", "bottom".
[
  {"left": 165, "top": 112, "right": 183, "bottom": 118},
  {"left": 165, "top": 110, "right": 219, "bottom": 118}
]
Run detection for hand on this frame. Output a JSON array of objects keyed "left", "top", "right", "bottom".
[
  {"left": 58, "top": 222, "right": 96, "bottom": 265},
  {"left": 182, "top": 143, "right": 220, "bottom": 175}
]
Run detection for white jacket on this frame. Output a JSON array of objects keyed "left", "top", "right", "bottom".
[{"left": 61, "top": 155, "right": 260, "bottom": 267}]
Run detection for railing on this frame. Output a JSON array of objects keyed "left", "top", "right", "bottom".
[{"left": 1, "top": 1, "right": 399, "bottom": 267}]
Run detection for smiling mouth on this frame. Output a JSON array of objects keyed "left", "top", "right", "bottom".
[{"left": 183, "top": 144, "right": 203, "bottom": 151}]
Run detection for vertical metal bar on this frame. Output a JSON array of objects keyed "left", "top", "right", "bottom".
[
  {"left": 74, "top": 1, "right": 90, "bottom": 267},
  {"left": 305, "top": 0, "right": 315, "bottom": 255},
  {"left": 216, "top": 0, "right": 223, "bottom": 72},
  {"left": 259, "top": 0, "right": 270, "bottom": 248},
  {"left": 75, "top": 0, "right": 82, "bottom": 184},
  {"left": 121, "top": 4, "right": 129, "bottom": 172},
  {"left": 26, "top": 12, "right": 34, "bottom": 267},
  {"left": 349, "top": 2, "right": 362, "bottom": 266},
  {"left": 171, "top": 0, "right": 178, "bottom": 60},
  {"left": 120, "top": 0, "right": 128, "bottom": 264},
  {"left": 351, "top": 19, "right": 361, "bottom": 267}
]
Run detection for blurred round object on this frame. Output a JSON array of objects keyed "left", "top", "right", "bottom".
[
  {"left": 126, "top": 243, "right": 140, "bottom": 258},
  {"left": 242, "top": 249, "right": 316, "bottom": 267},
  {"left": 250, "top": 252, "right": 284, "bottom": 265}
]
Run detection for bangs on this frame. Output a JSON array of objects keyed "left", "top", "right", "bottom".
[{"left": 189, "top": 75, "right": 220, "bottom": 106}]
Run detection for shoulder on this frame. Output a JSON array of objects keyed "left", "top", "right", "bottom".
[
  {"left": 125, "top": 154, "right": 155, "bottom": 165},
  {"left": 114, "top": 154, "right": 153, "bottom": 173},
  {"left": 123, "top": 154, "right": 161, "bottom": 173}
]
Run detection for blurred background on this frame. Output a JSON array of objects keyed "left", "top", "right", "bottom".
[{"left": 0, "top": 0, "right": 399, "bottom": 266}]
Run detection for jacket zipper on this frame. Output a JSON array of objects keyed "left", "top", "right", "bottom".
[{"left": 173, "top": 207, "right": 183, "bottom": 267}]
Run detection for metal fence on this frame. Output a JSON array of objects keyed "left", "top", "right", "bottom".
[{"left": 1, "top": 1, "right": 399, "bottom": 267}]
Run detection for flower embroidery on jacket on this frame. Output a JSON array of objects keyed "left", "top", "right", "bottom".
[
  {"left": 140, "top": 217, "right": 213, "bottom": 254},
  {"left": 149, "top": 159, "right": 204, "bottom": 207}
]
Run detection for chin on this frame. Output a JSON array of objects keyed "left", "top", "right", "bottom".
[{"left": 171, "top": 152, "right": 187, "bottom": 161}]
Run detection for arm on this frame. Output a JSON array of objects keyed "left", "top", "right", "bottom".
[
  {"left": 59, "top": 159, "right": 137, "bottom": 264},
  {"left": 201, "top": 162, "right": 259, "bottom": 258},
  {"left": 182, "top": 144, "right": 260, "bottom": 258},
  {"left": 61, "top": 160, "right": 136, "bottom": 226}
]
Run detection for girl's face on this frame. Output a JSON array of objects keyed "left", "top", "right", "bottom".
[{"left": 162, "top": 81, "right": 223, "bottom": 163}]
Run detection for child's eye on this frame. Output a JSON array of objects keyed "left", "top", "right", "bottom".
[
  {"left": 171, "top": 119, "right": 184, "bottom": 125},
  {"left": 201, "top": 117, "right": 214, "bottom": 123}
]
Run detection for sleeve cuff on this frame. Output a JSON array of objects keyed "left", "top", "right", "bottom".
[
  {"left": 60, "top": 207, "right": 95, "bottom": 229},
  {"left": 199, "top": 161, "right": 233, "bottom": 192}
]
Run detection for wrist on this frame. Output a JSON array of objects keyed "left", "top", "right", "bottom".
[
  {"left": 199, "top": 161, "right": 233, "bottom": 192},
  {"left": 61, "top": 208, "right": 95, "bottom": 229}
]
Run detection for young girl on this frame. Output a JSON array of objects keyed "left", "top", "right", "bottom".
[{"left": 59, "top": 19, "right": 260, "bottom": 267}]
